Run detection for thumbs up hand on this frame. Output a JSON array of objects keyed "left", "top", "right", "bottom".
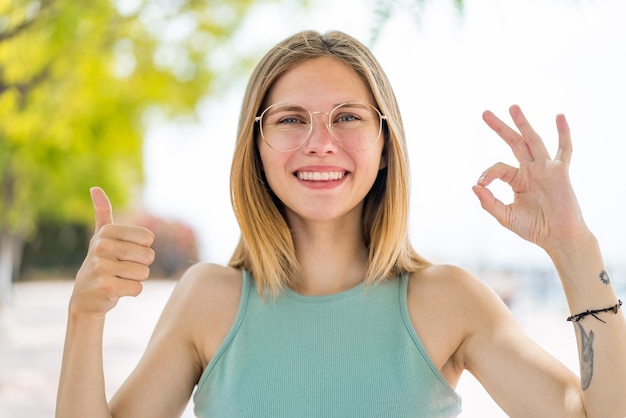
[{"left": 70, "top": 187, "right": 155, "bottom": 317}]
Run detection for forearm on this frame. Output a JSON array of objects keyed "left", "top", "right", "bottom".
[
  {"left": 56, "top": 310, "right": 112, "bottom": 418},
  {"left": 548, "top": 234, "right": 626, "bottom": 417}
]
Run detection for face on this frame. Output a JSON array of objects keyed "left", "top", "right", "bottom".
[{"left": 258, "top": 56, "right": 387, "bottom": 226}]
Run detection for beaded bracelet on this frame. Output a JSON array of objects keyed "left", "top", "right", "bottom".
[{"left": 567, "top": 300, "right": 623, "bottom": 323}]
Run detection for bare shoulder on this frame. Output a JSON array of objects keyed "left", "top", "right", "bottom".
[
  {"left": 407, "top": 263, "right": 507, "bottom": 313},
  {"left": 160, "top": 263, "right": 244, "bottom": 367},
  {"left": 108, "top": 264, "right": 244, "bottom": 414},
  {"left": 175, "top": 262, "right": 243, "bottom": 302},
  {"left": 407, "top": 264, "right": 474, "bottom": 296},
  {"left": 405, "top": 264, "right": 515, "bottom": 386}
]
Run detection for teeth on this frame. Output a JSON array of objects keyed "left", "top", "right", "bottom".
[{"left": 297, "top": 171, "right": 345, "bottom": 181}]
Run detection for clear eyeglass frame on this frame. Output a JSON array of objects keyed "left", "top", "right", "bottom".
[{"left": 254, "top": 101, "right": 387, "bottom": 152}]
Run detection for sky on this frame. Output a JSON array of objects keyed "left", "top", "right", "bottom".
[{"left": 142, "top": 0, "right": 626, "bottom": 273}]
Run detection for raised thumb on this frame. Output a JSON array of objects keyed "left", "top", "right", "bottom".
[{"left": 90, "top": 187, "right": 114, "bottom": 232}]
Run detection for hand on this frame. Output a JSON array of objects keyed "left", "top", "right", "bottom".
[
  {"left": 472, "top": 105, "right": 590, "bottom": 253},
  {"left": 70, "top": 187, "right": 155, "bottom": 317}
]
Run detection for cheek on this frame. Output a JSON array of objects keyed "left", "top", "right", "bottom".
[
  {"left": 359, "top": 148, "right": 386, "bottom": 176},
  {"left": 258, "top": 140, "right": 275, "bottom": 175},
  {"left": 258, "top": 146, "right": 290, "bottom": 189}
]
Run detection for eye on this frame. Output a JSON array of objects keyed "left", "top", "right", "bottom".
[
  {"left": 333, "top": 107, "right": 368, "bottom": 128},
  {"left": 278, "top": 115, "right": 307, "bottom": 125},
  {"left": 265, "top": 106, "right": 310, "bottom": 128},
  {"left": 333, "top": 103, "right": 377, "bottom": 125},
  {"left": 335, "top": 112, "right": 360, "bottom": 123}
]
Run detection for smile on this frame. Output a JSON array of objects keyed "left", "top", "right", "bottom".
[{"left": 296, "top": 171, "right": 346, "bottom": 181}]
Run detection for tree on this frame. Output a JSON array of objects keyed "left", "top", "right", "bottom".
[
  {"left": 0, "top": 0, "right": 304, "bottom": 308},
  {"left": 0, "top": 0, "right": 463, "bottom": 309}
]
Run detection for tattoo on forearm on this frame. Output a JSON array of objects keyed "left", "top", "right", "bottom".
[
  {"left": 575, "top": 322, "right": 594, "bottom": 390},
  {"left": 599, "top": 270, "right": 610, "bottom": 285}
]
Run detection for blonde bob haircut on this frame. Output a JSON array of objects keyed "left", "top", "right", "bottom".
[{"left": 229, "top": 30, "right": 430, "bottom": 295}]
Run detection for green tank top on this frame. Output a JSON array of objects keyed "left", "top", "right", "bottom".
[{"left": 193, "top": 270, "right": 462, "bottom": 417}]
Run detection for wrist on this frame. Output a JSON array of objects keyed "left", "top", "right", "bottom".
[
  {"left": 544, "top": 232, "right": 621, "bottom": 313},
  {"left": 68, "top": 300, "right": 108, "bottom": 326},
  {"left": 544, "top": 231, "right": 600, "bottom": 271}
]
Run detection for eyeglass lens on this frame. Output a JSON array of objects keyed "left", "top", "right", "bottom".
[{"left": 259, "top": 102, "right": 383, "bottom": 152}]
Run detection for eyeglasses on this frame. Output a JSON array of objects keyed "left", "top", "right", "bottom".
[{"left": 255, "top": 102, "right": 387, "bottom": 152}]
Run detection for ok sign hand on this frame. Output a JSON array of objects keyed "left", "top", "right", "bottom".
[{"left": 472, "top": 105, "right": 590, "bottom": 254}]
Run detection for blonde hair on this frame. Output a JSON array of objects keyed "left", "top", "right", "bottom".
[{"left": 229, "top": 30, "right": 430, "bottom": 295}]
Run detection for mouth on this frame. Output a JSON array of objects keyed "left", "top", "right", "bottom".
[{"left": 295, "top": 171, "right": 347, "bottom": 181}]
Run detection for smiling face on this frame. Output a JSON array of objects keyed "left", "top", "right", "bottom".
[{"left": 258, "top": 56, "right": 387, "bottom": 226}]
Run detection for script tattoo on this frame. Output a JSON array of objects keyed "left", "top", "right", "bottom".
[
  {"left": 599, "top": 270, "right": 610, "bottom": 285},
  {"left": 575, "top": 322, "right": 594, "bottom": 390}
]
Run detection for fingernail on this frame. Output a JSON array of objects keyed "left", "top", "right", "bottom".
[{"left": 477, "top": 174, "right": 486, "bottom": 184}]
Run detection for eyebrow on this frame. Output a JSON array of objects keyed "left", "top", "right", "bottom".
[{"left": 268, "top": 102, "right": 373, "bottom": 111}]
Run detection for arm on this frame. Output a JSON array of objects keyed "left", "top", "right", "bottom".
[
  {"left": 107, "top": 262, "right": 242, "bottom": 417},
  {"left": 471, "top": 105, "right": 626, "bottom": 417},
  {"left": 56, "top": 187, "right": 155, "bottom": 418},
  {"left": 56, "top": 189, "right": 241, "bottom": 417}
]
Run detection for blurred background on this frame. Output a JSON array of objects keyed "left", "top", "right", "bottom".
[{"left": 1, "top": 0, "right": 625, "bottom": 416}]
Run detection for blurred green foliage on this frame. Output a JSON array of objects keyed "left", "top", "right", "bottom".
[
  {"left": 0, "top": 0, "right": 297, "bottom": 242},
  {"left": 0, "top": 0, "right": 459, "bottom": 282}
]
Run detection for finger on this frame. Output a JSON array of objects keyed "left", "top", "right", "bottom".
[
  {"left": 97, "top": 224, "right": 155, "bottom": 248},
  {"left": 482, "top": 109, "right": 532, "bottom": 163},
  {"left": 508, "top": 105, "right": 550, "bottom": 160},
  {"left": 95, "top": 272, "right": 145, "bottom": 298},
  {"left": 118, "top": 262, "right": 152, "bottom": 282},
  {"left": 116, "top": 262, "right": 152, "bottom": 282},
  {"left": 554, "top": 113, "right": 572, "bottom": 164},
  {"left": 115, "top": 240, "right": 155, "bottom": 266},
  {"left": 115, "top": 278, "right": 144, "bottom": 298},
  {"left": 90, "top": 187, "right": 114, "bottom": 232},
  {"left": 477, "top": 162, "right": 519, "bottom": 187},
  {"left": 93, "top": 257, "right": 152, "bottom": 282},
  {"left": 472, "top": 184, "right": 509, "bottom": 228},
  {"left": 92, "top": 235, "right": 155, "bottom": 265}
]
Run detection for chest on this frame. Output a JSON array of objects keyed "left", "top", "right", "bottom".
[{"left": 193, "top": 277, "right": 462, "bottom": 417}]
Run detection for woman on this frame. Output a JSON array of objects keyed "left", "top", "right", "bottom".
[{"left": 56, "top": 30, "right": 626, "bottom": 417}]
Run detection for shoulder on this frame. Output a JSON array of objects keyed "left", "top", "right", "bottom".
[
  {"left": 160, "top": 263, "right": 244, "bottom": 366},
  {"left": 406, "top": 264, "right": 501, "bottom": 332},
  {"left": 175, "top": 262, "right": 243, "bottom": 300},
  {"left": 407, "top": 263, "right": 506, "bottom": 313},
  {"left": 164, "top": 263, "right": 243, "bottom": 320},
  {"left": 172, "top": 262, "right": 244, "bottom": 328},
  {"left": 405, "top": 264, "right": 516, "bottom": 378},
  {"left": 107, "top": 264, "right": 245, "bottom": 413}
]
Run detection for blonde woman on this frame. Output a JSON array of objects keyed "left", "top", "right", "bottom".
[{"left": 57, "top": 30, "right": 626, "bottom": 417}]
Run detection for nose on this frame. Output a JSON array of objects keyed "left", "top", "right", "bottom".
[{"left": 302, "top": 111, "right": 338, "bottom": 154}]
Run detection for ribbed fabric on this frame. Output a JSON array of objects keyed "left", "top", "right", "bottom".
[{"left": 193, "top": 271, "right": 462, "bottom": 417}]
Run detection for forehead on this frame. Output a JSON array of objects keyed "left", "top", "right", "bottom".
[{"left": 265, "top": 56, "right": 375, "bottom": 108}]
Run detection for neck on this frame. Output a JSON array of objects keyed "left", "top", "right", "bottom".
[{"left": 287, "top": 213, "right": 368, "bottom": 296}]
